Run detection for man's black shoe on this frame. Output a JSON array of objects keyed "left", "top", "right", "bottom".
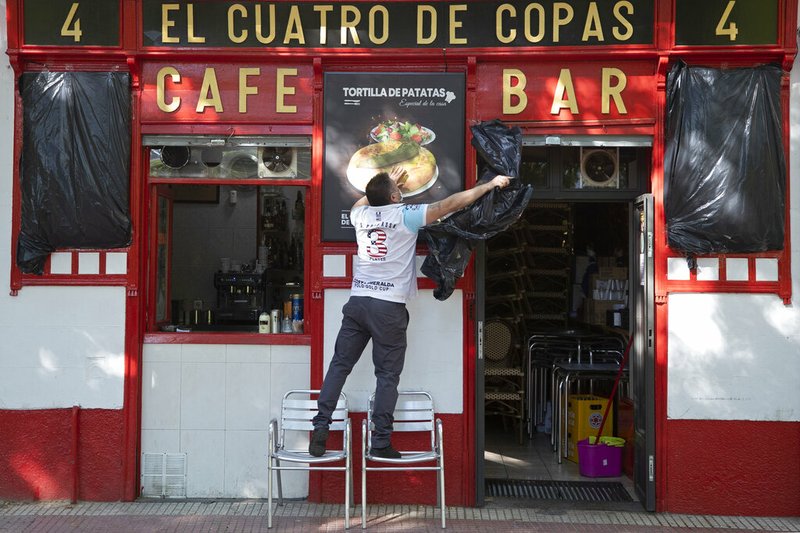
[
  {"left": 309, "top": 427, "right": 329, "bottom": 457},
  {"left": 369, "top": 445, "right": 401, "bottom": 459}
]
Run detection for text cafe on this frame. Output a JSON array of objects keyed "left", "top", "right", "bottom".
[{"left": 3, "top": 0, "right": 799, "bottom": 517}]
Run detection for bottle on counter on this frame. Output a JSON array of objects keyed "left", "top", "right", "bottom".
[{"left": 259, "top": 311, "right": 270, "bottom": 333}]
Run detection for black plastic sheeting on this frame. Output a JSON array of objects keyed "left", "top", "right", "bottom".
[
  {"left": 664, "top": 61, "right": 785, "bottom": 255},
  {"left": 18, "top": 72, "right": 132, "bottom": 274},
  {"left": 421, "top": 120, "right": 534, "bottom": 300}
]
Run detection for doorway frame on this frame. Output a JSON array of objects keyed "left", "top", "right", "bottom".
[{"left": 474, "top": 136, "right": 655, "bottom": 507}]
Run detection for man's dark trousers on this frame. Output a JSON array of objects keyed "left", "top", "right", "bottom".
[{"left": 313, "top": 296, "right": 409, "bottom": 448}]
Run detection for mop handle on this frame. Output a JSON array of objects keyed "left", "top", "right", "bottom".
[{"left": 592, "top": 334, "right": 634, "bottom": 445}]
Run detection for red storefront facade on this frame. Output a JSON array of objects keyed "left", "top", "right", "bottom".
[{"left": 3, "top": 0, "right": 799, "bottom": 516}]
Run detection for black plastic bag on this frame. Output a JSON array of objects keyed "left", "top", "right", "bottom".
[
  {"left": 421, "top": 120, "right": 534, "bottom": 300},
  {"left": 18, "top": 71, "right": 132, "bottom": 274},
  {"left": 664, "top": 61, "right": 785, "bottom": 254}
]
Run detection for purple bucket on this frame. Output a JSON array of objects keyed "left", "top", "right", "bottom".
[{"left": 577, "top": 439, "right": 623, "bottom": 477}]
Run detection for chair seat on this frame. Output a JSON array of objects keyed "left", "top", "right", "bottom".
[
  {"left": 274, "top": 449, "right": 347, "bottom": 464},
  {"left": 365, "top": 450, "right": 439, "bottom": 464}
]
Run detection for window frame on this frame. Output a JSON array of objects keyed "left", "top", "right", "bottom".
[{"left": 142, "top": 134, "right": 313, "bottom": 344}]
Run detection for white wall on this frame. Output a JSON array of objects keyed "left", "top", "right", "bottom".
[
  {"left": 141, "top": 343, "right": 310, "bottom": 498},
  {"left": 323, "top": 288, "right": 464, "bottom": 414},
  {"left": 0, "top": 0, "right": 126, "bottom": 411},
  {"left": 666, "top": 42, "right": 800, "bottom": 422}
]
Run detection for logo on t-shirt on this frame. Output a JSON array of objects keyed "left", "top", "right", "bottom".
[{"left": 366, "top": 228, "right": 388, "bottom": 259}]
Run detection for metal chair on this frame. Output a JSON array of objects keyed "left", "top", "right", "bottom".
[
  {"left": 361, "top": 391, "right": 445, "bottom": 529},
  {"left": 268, "top": 390, "right": 352, "bottom": 529}
]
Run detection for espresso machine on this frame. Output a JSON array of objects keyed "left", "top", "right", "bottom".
[{"left": 214, "top": 271, "right": 267, "bottom": 326}]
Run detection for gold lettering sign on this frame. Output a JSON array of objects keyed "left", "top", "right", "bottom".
[
  {"left": 197, "top": 68, "right": 223, "bottom": 112},
  {"left": 449, "top": 5, "right": 468, "bottom": 45},
  {"left": 499, "top": 66, "right": 634, "bottom": 117},
  {"left": 276, "top": 68, "right": 298, "bottom": 114},
  {"left": 602, "top": 67, "right": 627, "bottom": 114},
  {"left": 238, "top": 67, "right": 260, "bottom": 113},
  {"left": 613, "top": 1, "right": 635, "bottom": 41},
  {"left": 552, "top": 2, "right": 574, "bottom": 43},
  {"left": 551, "top": 68, "right": 578, "bottom": 115},
  {"left": 503, "top": 69, "right": 527, "bottom": 115},
  {"left": 141, "top": 1, "right": 653, "bottom": 48},
  {"left": 161, "top": 4, "right": 180, "bottom": 44},
  {"left": 496, "top": 4, "right": 516, "bottom": 44},
  {"left": 417, "top": 5, "right": 437, "bottom": 45},
  {"left": 157, "top": 66, "right": 181, "bottom": 112}
]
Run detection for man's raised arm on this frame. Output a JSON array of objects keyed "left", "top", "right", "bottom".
[{"left": 424, "top": 175, "right": 512, "bottom": 225}]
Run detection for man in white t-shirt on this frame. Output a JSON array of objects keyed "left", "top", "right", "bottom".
[{"left": 311, "top": 168, "right": 511, "bottom": 458}]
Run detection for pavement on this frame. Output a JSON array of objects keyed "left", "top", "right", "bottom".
[{"left": 1, "top": 500, "right": 799, "bottom": 532}]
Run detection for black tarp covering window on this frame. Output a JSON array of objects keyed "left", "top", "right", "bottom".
[
  {"left": 18, "top": 72, "right": 132, "bottom": 274},
  {"left": 664, "top": 61, "right": 786, "bottom": 254}
]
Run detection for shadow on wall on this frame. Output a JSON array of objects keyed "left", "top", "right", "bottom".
[{"left": 668, "top": 292, "right": 800, "bottom": 420}]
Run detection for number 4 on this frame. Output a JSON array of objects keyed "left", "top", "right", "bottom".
[
  {"left": 715, "top": 1, "right": 739, "bottom": 41},
  {"left": 60, "top": 2, "right": 82, "bottom": 42}
]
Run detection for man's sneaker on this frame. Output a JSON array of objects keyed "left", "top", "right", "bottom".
[
  {"left": 369, "top": 445, "right": 401, "bottom": 459},
  {"left": 309, "top": 427, "right": 329, "bottom": 457}
]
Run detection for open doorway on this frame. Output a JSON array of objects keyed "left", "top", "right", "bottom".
[{"left": 476, "top": 139, "right": 653, "bottom": 510}]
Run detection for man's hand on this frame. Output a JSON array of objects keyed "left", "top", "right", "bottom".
[
  {"left": 424, "top": 174, "right": 516, "bottom": 225},
  {"left": 491, "top": 175, "right": 513, "bottom": 189},
  {"left": 389, "top": 166, "right": 409, "bottom": 187}
]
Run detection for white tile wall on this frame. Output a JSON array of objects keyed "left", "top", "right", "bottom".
[
  {"left": 181, "top": 362, "right": 227, "bottom": 430},
  {"left": 141, "top": 429, "right": 181, "bottom": 454},
  {"left": 225, "top": 363, "right": 271, "bottom": 431},
  {"left": 141, "top": 343, "right": 311, "bottom": 498},
  {"left": 224, "top": 430, "right": 273, "bottom": 498},
  {"left": 182, "top": 430, "right": 226, "bottom": 497},
  {"left": 141, "top": 361, "right": 181, "bottom": 430}
]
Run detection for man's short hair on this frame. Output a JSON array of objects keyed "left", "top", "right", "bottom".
[{"left": 365, "top": 172, "right": 395, "bottom": 206}]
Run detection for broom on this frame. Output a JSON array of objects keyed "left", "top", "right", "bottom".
[{"left": 590, "top": 334, "right": 634, "bottom": 446}]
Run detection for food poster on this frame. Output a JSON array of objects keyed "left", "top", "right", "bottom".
[{"left": 322, "top": 72, "right": 466, "bottom": 241}]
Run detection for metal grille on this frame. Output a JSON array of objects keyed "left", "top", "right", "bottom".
[
  {"left": 141, "top": 453, "right": 187, "bottom": 498},
  {"left": 485, "top": 479, "right": 632, "bottom": 502}
]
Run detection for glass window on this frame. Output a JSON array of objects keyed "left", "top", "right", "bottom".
[
  {"left": 520, "top": 146, "right": 550, "bottom": 189},
  {"left": 148, "top": 142, "right": 311, "bottom": 180},
  {"left": 146, "top": 137, "right": 310, "bottom": 334}
]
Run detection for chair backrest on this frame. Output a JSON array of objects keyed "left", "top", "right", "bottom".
[
  {"left": 484, "top": 319, "right": 521, "bottom": 368},
  {"left": 280, "top": 390, "right": 348, "bottom": 445},
  {"left": 367, "top": 391, "right": 436, "bottom": 451}
]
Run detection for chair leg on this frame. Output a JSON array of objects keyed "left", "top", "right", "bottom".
[
  {"left": 276, "top": 459, "right": 284, "bottom": 506},
  {"left": 361, "top": 461, "right": 367, "bottom": 529},
  {"left": 439, "top": 458, "right": 446, "bottom": 529},
  {"left": 267, "top": 459, "right": 273, "bottom": 529},
  {"left": 345, "top": 449, "right": 351, "bottom": 529}
]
